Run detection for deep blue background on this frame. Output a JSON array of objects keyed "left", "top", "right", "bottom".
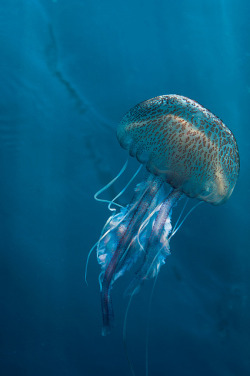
[{"left": 0, "top": 1, "right": 249, "bottom": 375}]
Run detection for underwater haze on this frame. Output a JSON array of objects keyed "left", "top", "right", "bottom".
[{"left": 0, "top": 1, "right": 249, "bottom": 375}]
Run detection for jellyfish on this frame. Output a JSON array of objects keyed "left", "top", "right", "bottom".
[{"left": 88, "top": 95, "right": 239, "bottom": 336}]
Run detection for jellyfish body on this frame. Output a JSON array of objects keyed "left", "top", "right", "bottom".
[{"left": 94, "top": 95, "right": 239, "bottom": 336}]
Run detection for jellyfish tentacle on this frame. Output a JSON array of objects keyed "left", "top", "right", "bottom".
[
  {"left": 145, "top": 272, "right": 159, "bottom": 376},
  {"left": 171, "top": 196, "right": 188, "bottom": 237},
  {"left": 123, "top": 290, "right": 136, "bottom": 376},
  {"left": 169, "top": 200, "right": 203, "bottom": 240},
  {"left": 94, "top": 159, "right": 128, "bottom": 208},
  {"left": 100, "top": 175, "right": 164, "bottom": 335},
  {"left": 108, "top": 164, "right": 142, "bottom": 211}
]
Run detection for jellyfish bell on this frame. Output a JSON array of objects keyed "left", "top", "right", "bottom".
[
  {"left": 117, "top": 95, "right": 239, "bottom": 205},
  {"left": 88, "top": 94, "right": 239, "bottom": 337}
]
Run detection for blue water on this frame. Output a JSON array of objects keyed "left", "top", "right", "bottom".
[{"left": 0, "top": 1, "right": 249, "bottom": 375}]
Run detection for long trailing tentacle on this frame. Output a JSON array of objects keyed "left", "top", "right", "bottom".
[
  {"left": 145, "top": 273, "right": 158, "bottom": 376},
  {"left": 169, "top": 200, "right": 203, "bottom": 240},
  {"left": 170, "top": 196, "right": 188, "bottom": 237},
  {"left": 108, "top": 164, "right": 142, "bottom": 211},
  {"left": 94, "top": 159, "right": 128, "bottom": 208},
  {"left": 123, "top": 290, "right": 136, "bottom": 376},
  {"left": 122, "top": 265, "right": 159, "bottom": 376}
]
